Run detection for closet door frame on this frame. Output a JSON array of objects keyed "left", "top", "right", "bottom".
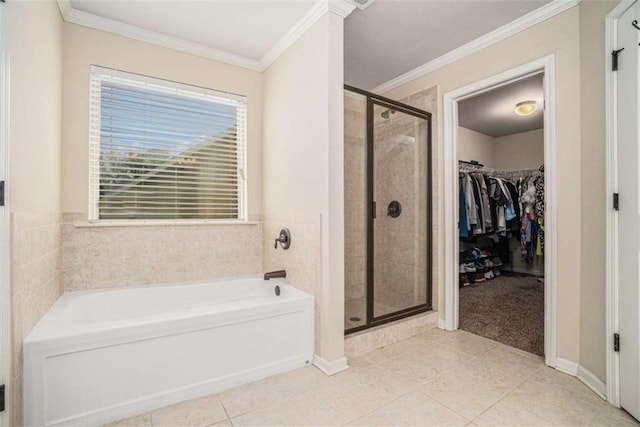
[{"left": 442, "top": 55, "right": 558, "bottom": 369}]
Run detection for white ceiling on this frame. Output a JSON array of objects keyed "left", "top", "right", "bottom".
[
  {"left": 344, "top": 0, "right": 551, "bottom": 90},
  {"left": 70, "top": 0, "right": 317, "bottom": 61},
  {"left": 458, "top": 73, "right": 544, "bottom": 138}
]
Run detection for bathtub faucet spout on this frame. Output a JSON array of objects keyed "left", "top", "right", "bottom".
[{"left": 264, "top": 270, "right": 286, "bottom": 280}]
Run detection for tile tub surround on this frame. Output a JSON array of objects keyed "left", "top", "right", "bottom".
[
  {"left": 107, "top": 329, "right": 634, "bottom": 427},
  {"left": 61, "top": 214, "right": 263, "bottom": 290},
  {"left": 10, "top": 212, "right": 63, "bottom": 427},
  {"left": 263, "top": 214, "right": 322, "bottom": 350}
]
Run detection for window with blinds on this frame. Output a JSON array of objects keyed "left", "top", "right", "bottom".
[{"left": 89, "top": 66, "right": 247, "bottom": 221}]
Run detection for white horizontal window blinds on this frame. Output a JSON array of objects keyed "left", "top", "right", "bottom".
[{"left": 89, "top": 66, "right": 247, "bottom": 221}]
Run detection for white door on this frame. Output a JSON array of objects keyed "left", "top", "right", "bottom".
[
  {"left": 0, "top": 2, "right": 7, "bottom": 423},
  {"left": 0, "top": 3, "right": 7, "bottom": 424},
  {"left": 617, "top": 0, "right": 640, "bottom": 420}
]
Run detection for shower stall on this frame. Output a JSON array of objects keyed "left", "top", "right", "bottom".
[{"left": 344, "top": 85, "right": 433, "bottom": 333}]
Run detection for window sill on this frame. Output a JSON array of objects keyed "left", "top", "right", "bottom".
[{"left": 73, "top": 220, "right": 259, "bottom": 228}]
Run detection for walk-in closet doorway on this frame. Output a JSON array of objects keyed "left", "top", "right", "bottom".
[{"left": 443, "top": 56, "right": 558, "bottom": 368}]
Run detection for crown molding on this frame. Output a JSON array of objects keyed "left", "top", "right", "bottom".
[
  {"left": 57, "top": 0, "right": 355, "bottom": 73},
  {"left": 57, "top": 0, "right": 262, "bottom": 71},
  {"left": 329, "top": 0, "right": 357, "bottom": 18},
  {"left": 261, "top": 0, "right": 354, "bottom": 69},
  {"left": 372, "top": 0, "right": 581, "bottom": 94}
]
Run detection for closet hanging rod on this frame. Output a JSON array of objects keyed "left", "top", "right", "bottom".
[{"left": 458, "top": 162, "right": 543, "bottom": 179}]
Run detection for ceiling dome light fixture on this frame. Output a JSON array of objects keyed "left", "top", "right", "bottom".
[{"left": 514, "top": 100, "right": 538, "bottom": 116}]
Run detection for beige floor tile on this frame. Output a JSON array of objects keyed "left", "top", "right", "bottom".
[
  {"left": 438, "top": 330, "right": 498, "bottom": 357},
  {"left": 422, "top": 369, "right": 511, "bottom": 420},
  {"left": 473, "top": 398, "right": 555, "bottom": 426},
  {"left": 475, "top": 345, "right": 544, "bottom": 377},
  {"left": 211, "top": 420, "right": 232, "bottom": 427},
  {"left": 347, "top": 353, "right": 378, "bottom": 369},
  {"left": 505, "top": 377, "right": 602, "bottom": 425},
  {"left": 529, "top": 366, "right": 606, "bottom": 407},
  {"left": 151, "top": 395, "right": 227, "bottom": 427},
  {"left": 394, "top": 328, "right": 449, "bottom": 353},
  {"left": 231, "top": 404, "right": 311, "bottom": 426},
  {"left": 378, "top": 345, "right": 473, "bottom": 390},
  {"left": 103, "top": 413, "right": 152, "bottom": 427},
  {"left": 455, "top": 357, "right": 534, "bottom": 390},
  {"left": 366, "top": 342, "right": 409, "bottom": 364},
  {"left": 220, "top": 367, "right": 327, "bottom": 418},
  {"left": 590, "top": 402, "right": 640, "bottom": 426},
  {"left": 346, "top": 362, "right": 422, "bottom": 406},
  {"left": 347, "top": 412, "right": 398, "bottom": 426},
  {"left": 302, "top": 386, "right": 380, "bottom": 426},
  {"left": 353, "top": 391, "right": 469, "bottom": 426},
  {"left": 378, "top": 354, "right": 442, "bottom": 389}
]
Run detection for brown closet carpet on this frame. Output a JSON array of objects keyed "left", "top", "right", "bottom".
[{"left": 459, "top": 273, "right": 544, "bottom": 356}]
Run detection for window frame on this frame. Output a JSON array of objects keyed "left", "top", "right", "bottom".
[{"left": 88, "top": 65, "right": 248, "bottom": 224}]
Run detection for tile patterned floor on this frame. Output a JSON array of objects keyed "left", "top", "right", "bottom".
[{"left": 106, "top": 329, "right": 639, "bottom": 427}]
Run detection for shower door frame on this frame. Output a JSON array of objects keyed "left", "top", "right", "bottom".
[{"left": 344, "top": 85, "right": 433, "bottom": 335}]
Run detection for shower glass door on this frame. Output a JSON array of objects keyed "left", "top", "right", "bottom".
[
  {"left": 344, "top": 85, "right": 432, "bottom": 334},
  {"left": 369, "top": 100, "right": 432, "bottom": 322}
]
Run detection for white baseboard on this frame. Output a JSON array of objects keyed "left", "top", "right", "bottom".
[
  {"left": 313, "top": 355, "right": 349, "bottom": 376},
  {"left": 555, "top": 357, "right": 579, "bottom": 376},
  {"left": 437, "top": 318, "right": 446, "bottom": 330},
  {"left": 577, "top": 365, "right": 607, "bottom": 400}
]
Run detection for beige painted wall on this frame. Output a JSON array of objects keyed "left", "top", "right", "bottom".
[
  {"left": 8, "top": 1, "right": 64, "bottom": 424},
  {"left": 494, "top": 129, "right": 544, "bottom": 171},
  {"left": 62, "top": 23, "right": 263, "bottom": 218},
  {"left": 263, "top": 12, "right": 345, "bottom": 362},
  {"left": 458, "top": 127, "right": 496, "bottom": 168},
  {"left": 10, "top": 0, "right": 62, "bottom": 213},
  {"left": 384, "top": 7, "right": 582, "bottom": 365},
  {"left": 579, "top": 0, "right": 619, "bottom": 382}
]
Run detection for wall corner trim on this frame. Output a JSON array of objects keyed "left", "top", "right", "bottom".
[
  {"left": 260, "top": 0, "right": 352, "bottom": 70},
  {"left": 313, "top": 354, "right": 349, "bottom": 376},
  {"left": 555, "top": 357, "right": 579, "bottom": 376},
  {"left": 329, "top": 1, "right": 357, "bottom": 18},
  {"left": 577, "top": 365, "right": 607, "bottom": 400},
  {"left": 371, "top": 0, "right": 580, "bottom": 94}
]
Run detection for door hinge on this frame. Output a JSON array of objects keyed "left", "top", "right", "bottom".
[
  {"left": 0, "top": 181, "right": 4, "bottom": 206},
  {"left": 614, "top": 333, "right": 620, "bottom": 352},
  {"left": 613, "top": 193, "right": 619, "bottom": 210},
  {"left": 0, "top": 384, "right": 5, "bottom": 412},
  {"left": 612, "top": 48, "right": 625, "bottom": 71}
]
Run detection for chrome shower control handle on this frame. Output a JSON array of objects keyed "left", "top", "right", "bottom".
[{"left": 274, "top": 228, "right": 291, "bottom": 250}]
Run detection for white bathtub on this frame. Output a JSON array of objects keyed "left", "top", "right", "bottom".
[{"left": 24, "top": 277, "right": 314, "bottom": 427}]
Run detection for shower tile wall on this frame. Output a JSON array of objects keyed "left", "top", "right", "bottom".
[{"left": 372, "top": 106, "right": 428, "bottom": 313}]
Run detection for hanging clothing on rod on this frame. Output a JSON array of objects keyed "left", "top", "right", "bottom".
[{"left": 458, "top": 161, "right": 544, "bottom": 263}]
